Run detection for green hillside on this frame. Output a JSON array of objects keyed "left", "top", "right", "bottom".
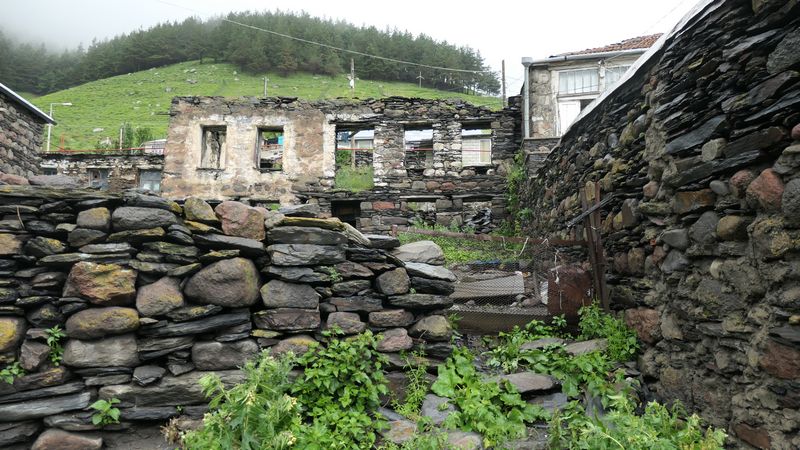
[{"left": 32, "top": 61, "right": 503, "bottom": 150}]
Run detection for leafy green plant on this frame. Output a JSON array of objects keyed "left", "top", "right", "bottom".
[
  {"left": 378, "top": 420, "right": 454, "bottom": 450},
  {"left": 180, "top": 351, "right": 301, "bottom": 450},
  {"left": 392, "top": 350, "right": 430, "bottom": 419},
  {"left": 90, "top": 398, "right": 121, "bottom": 427},
  {"left": 324, "top": 266, "right": 343, "bottom": 283},
  {"left": 578, "top": 303, "right": 639, "bottom": 362},
  {"left": 432, "top": 347, "right": 548, "bottom": 447},
  {"left": 549, "top": 396, "right": 726, "bottom": 449},
  {"left": 45, "top": 325, "right": 66, "bottom": 365},
  {"left": 485, "top": 317, "right": 566, "bottom": 373},
  {"left": 0, "top": 360, "right": 24, "bottom": 384},
  {"left": 292, "top": 330, "right": 389, "bottom": 449}
]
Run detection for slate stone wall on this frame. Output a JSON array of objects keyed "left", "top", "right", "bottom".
[
  {"left": 0, "top": 186, "right": 456, "bottom": 448},
  {"left": 521, "top": 1, "right": 800, "bottom": 448},
  {"left": 0, "top": 92, "right": 44, "bottom": 178}
]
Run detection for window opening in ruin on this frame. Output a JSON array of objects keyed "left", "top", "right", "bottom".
[
  {"left": 461, "top": 126, "right": 492, "bottom": 167},
  {"left": 331, "top": 200, "right": 361, "bottom": 227},
  {"left": 406, "top": 199, "right": 436, "bottom": 227},
  {"left": 42, "top": 168, "right": 57, "bottom": 176},
  {"left": 200, "top": 126, "right": 226, "bottom": 169},
  {"left": 404, "top": 127, "right": 433, "bottom": 174},
  {"left": 88, "top": 169, "right": 109, "bottom": 189},
  {"left": 558, "top": 68, "right": 599, "bottom": 95},
  {"left": 335, "top": 125, "right": 374, "bottom": 191},
  {"left": 256, "top": 127, "right": 284, "bottom": 171},
  {"left": 138, "top": 169, "right": 162, "bottom": 193}
]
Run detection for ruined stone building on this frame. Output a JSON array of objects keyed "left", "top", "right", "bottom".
[
  {"left": 161, "top": 96, "right": 520, "bottom": 233},
  {"left": 40, "top": 148, "right": 164, "bottom": 192},
  {"left": 0, "top": 82, "right": 54, "bottom": 179}
]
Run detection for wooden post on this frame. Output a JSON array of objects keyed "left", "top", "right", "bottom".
[{"left": 581, "top": 182, "right": 610, "bottom": 311}]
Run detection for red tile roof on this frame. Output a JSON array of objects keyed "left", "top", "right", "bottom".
[{"left": 555, "top": 34, "right": 663, "bottom": 57}]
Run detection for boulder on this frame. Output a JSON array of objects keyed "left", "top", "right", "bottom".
[
  {"left": 391, "top": 241, "right": 445, "bottom": 265},
  {"left": 24, "top": 237, "right": 66, "bottom": 258},
  {"left": 0, "top": 317, "right": 26, "bottom": 353},
  {"left": 410, "top": 277, "right": 455, "bottom": 295},
  {"left": 112, "top": 207, "right": 177, "bottom": 231},
  {"left": 747, "top": 168, "right": 784, "bottom": 211},
  {"left": 328, "top": 296, "right": 383, "bottom": 313},
  {"left": 564, "top": 339, "right": 608, "bottom": 356},
  {"left": 0, "top": 391, "right": 91, "bottom": 421},
  {"left": 408, "top": 315, "right": 452, "bottom": 342},
  {"left": 76, "top": 207, "right": 111, "bottom": 231},
  {"left": 716, "top": 216, "right": 751, "bottom": 241},
  {"left": 369, "top": 309, "right": 414, "bottom": 328},
  {"left": 421, "top": 394, "right": 456, "bottom": 426},
  {"left": 375, "top": 268, "right": 410, "bottom": 295},
  {"left": 183, "top": 197, "right": 218, "bottom": 223},
  {"left": 331, "top": 280, "right": 371, "bottom": 296},
  {"left": 0, "top": 172, "right": 29, "bottom": 185},
  {"left": 63, "top": 333, "right": 140, "bottom": 368},
  {"left": 262, "top": 266, "right": 330, "bottom": 284},
  {"left": 326, "top": 312, "right": 366, "bottom": 334},
  {"left": 0, "top": 421, "right": 41, "bottom": 447},
  {"left": 193, "top": 233, "right": 265, "bottom": 256},
  {"left": 136, "top": 277, "right": 185, "bottom": 317},
  {"left": 65, "top": 307, "right": 139, "bottom": 340},
  {"left": 267, "top": 226, "right": 347, "bottom": 245},
  {"left": 184, "top": 258, "right": 261, "bottom": 307},
  {"left": 253, "top": 309, "right": 321, "bottom": 332},
  {"left": 278, "top": 203, "right": 320, "bottom": 217},
  {"left": 260, "top": 279, "right": 320, "bottom": 309},
  {"left": 334, "top": 261, "right": 373, "bottom": 279},
  {"left": 377, "top": 328, "right": 413, "bottom": 352},
  {"left": 661, "top": 229, "right": 689, "bottom": 250},
  {"left": 365, "top": 234, "right": 401, "bottom": 249},
  {"left": 0, "top": 234, "right": 24, "bottom": 256},
  {"left": 62, "top": 262, "right": 137, "bottom": 306},
  {"left": 388, "top": 293, "right": 453, "bottom": 310},
  {"left": 192, "top": 339, "right": 258, "bottom": 370},
  {"left": 404, "top": 262, "right": 457, "bottom": 281},
  {"left": 28, "top": 174, "right": 80, "bottom": 187},
  {"left": 271, "top": 335, "right": 317, "bottom": 357},
  {"left": 495, "top": 372, "right": 557, "bottom": 394},
  {"left": 447, "top": 431, "right": 483, "bottom": 450},
  {"left": 215, "top": 201, "right": 266, "bottom": 240},
  {"left": 31, "top": 428, "right": 103, "bottom": 450},
  {"left": 263, "top": 210, "right": 285, "bottom": 229},
  {"left": 267, "top": 244, "right": 346, "bottom": 266},
  {"left": 20, "top": 340, "right": 50, "bottom": 371},
  {"left": 133, "top": 365, "right": 166, "bottom": 386}
]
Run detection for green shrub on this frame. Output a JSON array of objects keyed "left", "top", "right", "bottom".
[
  {"left": 431, "top": 347, "right": 548, "bottom": 447},
  {"left": 549, "top": 396, "right": 726, "bottom": 449},
  {"left": 45, "top": 325, "right": 66, "bottom": 365},
  {"left": 292, "top": 330, "right": 389, "bottom": 449},
  {"left": 181, "top": 351, "right": 301, "bottom": 450},
  {"left": 335, "top": 165, "right": 374, "bottom": 192},
  {"left": 484, "top": 316, "right": 566, "bottom": 373},
  {"left": 90, "top": 398, "right": 121, "bottom": 427},
  {"left": 392, "top": 350, "right": 431, "bottom": 419},
  {"left": 0, "top": 360, "right": 24, "bottom": 384},
  {"left": 578, "top": 303, "right": 639, "bottom": 362}
]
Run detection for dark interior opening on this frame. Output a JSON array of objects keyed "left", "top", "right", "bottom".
[{"left": 331, "top": 200, "right": 361, "bottom": 227}]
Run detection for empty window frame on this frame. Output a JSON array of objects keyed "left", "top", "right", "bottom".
[
  {"left": 461, "top": 127, "right": 492, "bottom": 166},
  {"left": 256, "top": 128, "right": 284, "bottom": 171},
  {"left": 88, "top": 169, "right": 109, "bottom": 189},
  {"left": 558, "top": 68, "right": 599, "bottom": 95},
  {"left": 200, "top": 126, "right": 226, "bottom": 169},
  {"left": 404, "top": 127, "right": 434, "bottom": 171},
  {"left": 335, "top": 127, "right": 374, "bottom": 168},
  {"left": 138, "top": 169, "right": 162, "bottom": 192},
  {"left": 42, "top": 167, "right": 58, "bottom": 176}
]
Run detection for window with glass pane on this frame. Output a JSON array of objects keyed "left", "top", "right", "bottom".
[
  {"left": 462, "top": 138, "right": 492, "bottom": 166},
  {"left": 558, "top": 69, "right": 599, "bottom": 95},
  {"left": 139, "top": 170, "right": 162, "bottom": 192},
  {"left": 604, "top": 66, "right": 630, "bottom": 91}
]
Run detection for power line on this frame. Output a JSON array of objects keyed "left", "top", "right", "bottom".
[{"left": 155, "top": 0, "right": 493, "bottom": 75}]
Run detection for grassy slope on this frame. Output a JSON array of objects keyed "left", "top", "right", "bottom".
[{"left": 31, "top": 60, "right": 503, "bottom": 150}]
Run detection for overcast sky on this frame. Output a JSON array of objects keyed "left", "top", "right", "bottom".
[{"left": 2, "top": 0, "right": 698, "bottom": 94}]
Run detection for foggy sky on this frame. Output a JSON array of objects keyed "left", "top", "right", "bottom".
[{"left": 1, "top": 0, "right": 697, "bottom": 93}]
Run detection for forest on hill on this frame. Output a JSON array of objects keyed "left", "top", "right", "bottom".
[{"left": 0, "top": 11, "right": 500, "bottom": 96}]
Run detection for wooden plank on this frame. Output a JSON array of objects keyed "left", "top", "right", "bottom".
[
  {"left": 592, "top": 182, "right": 610, "bottom": 311},
  {"left": 565, "top": 193, "right": 615, "bottom": 228}
]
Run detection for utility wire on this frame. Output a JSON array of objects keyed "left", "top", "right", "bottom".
[{"left": 155, "top": 0, "right": 493, "bottom": 75}]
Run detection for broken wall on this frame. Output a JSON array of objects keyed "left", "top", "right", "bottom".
[
  {"left": 40, "top": 153, "right": 164, "bottom": 192},
  {"left": 520, "top": 0, "right": 800, "bottom": 448}
]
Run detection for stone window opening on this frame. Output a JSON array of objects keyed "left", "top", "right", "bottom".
[
  {"left": 138, "top": 169, "right": 162, "bottom": 193},
  {"left": 331, "top": 200, "right": 361, "bottom": 227},
  {"left": 42, "top": 167, "right": 58, "bottom": 176},
  {"left": 335, "top": 126, "right": 374, "bottom": 169},
  {"left": 256, "top": 127, "right": 284, "bottom": 171},
  {"left": 200, "top": 126, "right": 226, "bottom": 169},
  {"left": 461, "top": 124, "right": 492, "bottom": 168},
  {"left": 404, "top": 126, "right": 434, "bottom": 174},
  {"left": 88, "top": 168, "right": 109, "bottom": 189}
]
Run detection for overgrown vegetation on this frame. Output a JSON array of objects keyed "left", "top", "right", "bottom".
[
  {"left": 398, "top": 220, "right": 524, "bottom": 266},
  {"left": 0, "top": 360, "right": 24, "bottom": 384},
  {"left": 432, "top": 347, "right": 548, "bottom": 447},
  {"left": 90, "top": 398, "right": 122, "bottom": 427},
  {"left": 45, "top": 325, "right": 66, "bottom": 365},
  {"left": 501, "top": 148, "right": 530, "bottom": 234},
  {"left": 181, "top": 351, "right": 300, "bottom": 449},
  {"left": 335, "top": 166, "right": 375, "bottom": 192},
  {"left": 392, "top": 350, "right": 431, "bottom": 419},
  {"left": 292, "top": 329, "right": 389, "bottom": 449},
  {"left": 577, "top": 303, "right": 639, "bottom": 362}
]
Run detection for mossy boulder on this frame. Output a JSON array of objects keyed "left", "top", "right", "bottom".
[
  {"left": 65, "top": 307, "right": 140, "bottom": 340},
  {"left": 62, "top": 262, "right": 137, "bottom": 305}
]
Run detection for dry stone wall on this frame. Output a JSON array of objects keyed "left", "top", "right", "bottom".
[
  {"left": 0, "top": 185, "right": 456, "bottom": 448},
  {"left": 521, "top": 1, "right": 800, "bottom": 448},
  {"left": 0, "top": 92, "right": 44, "bottom": 179}
]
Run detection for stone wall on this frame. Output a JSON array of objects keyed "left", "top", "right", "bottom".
[
  {"left": 0, "top": 92, "right": 45, "bottom": 178},
  {"left": 40, "top": 153, "right": 164, "bottom": 193},
  {"left": 521, "top": 0, "right": 800, "bottom": 448},
  {"left": 0, "top": 186, "right": 457, "bottom": 448},
  {"left": 163, "top": 96, "right": 520, "bottom": 233}
]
